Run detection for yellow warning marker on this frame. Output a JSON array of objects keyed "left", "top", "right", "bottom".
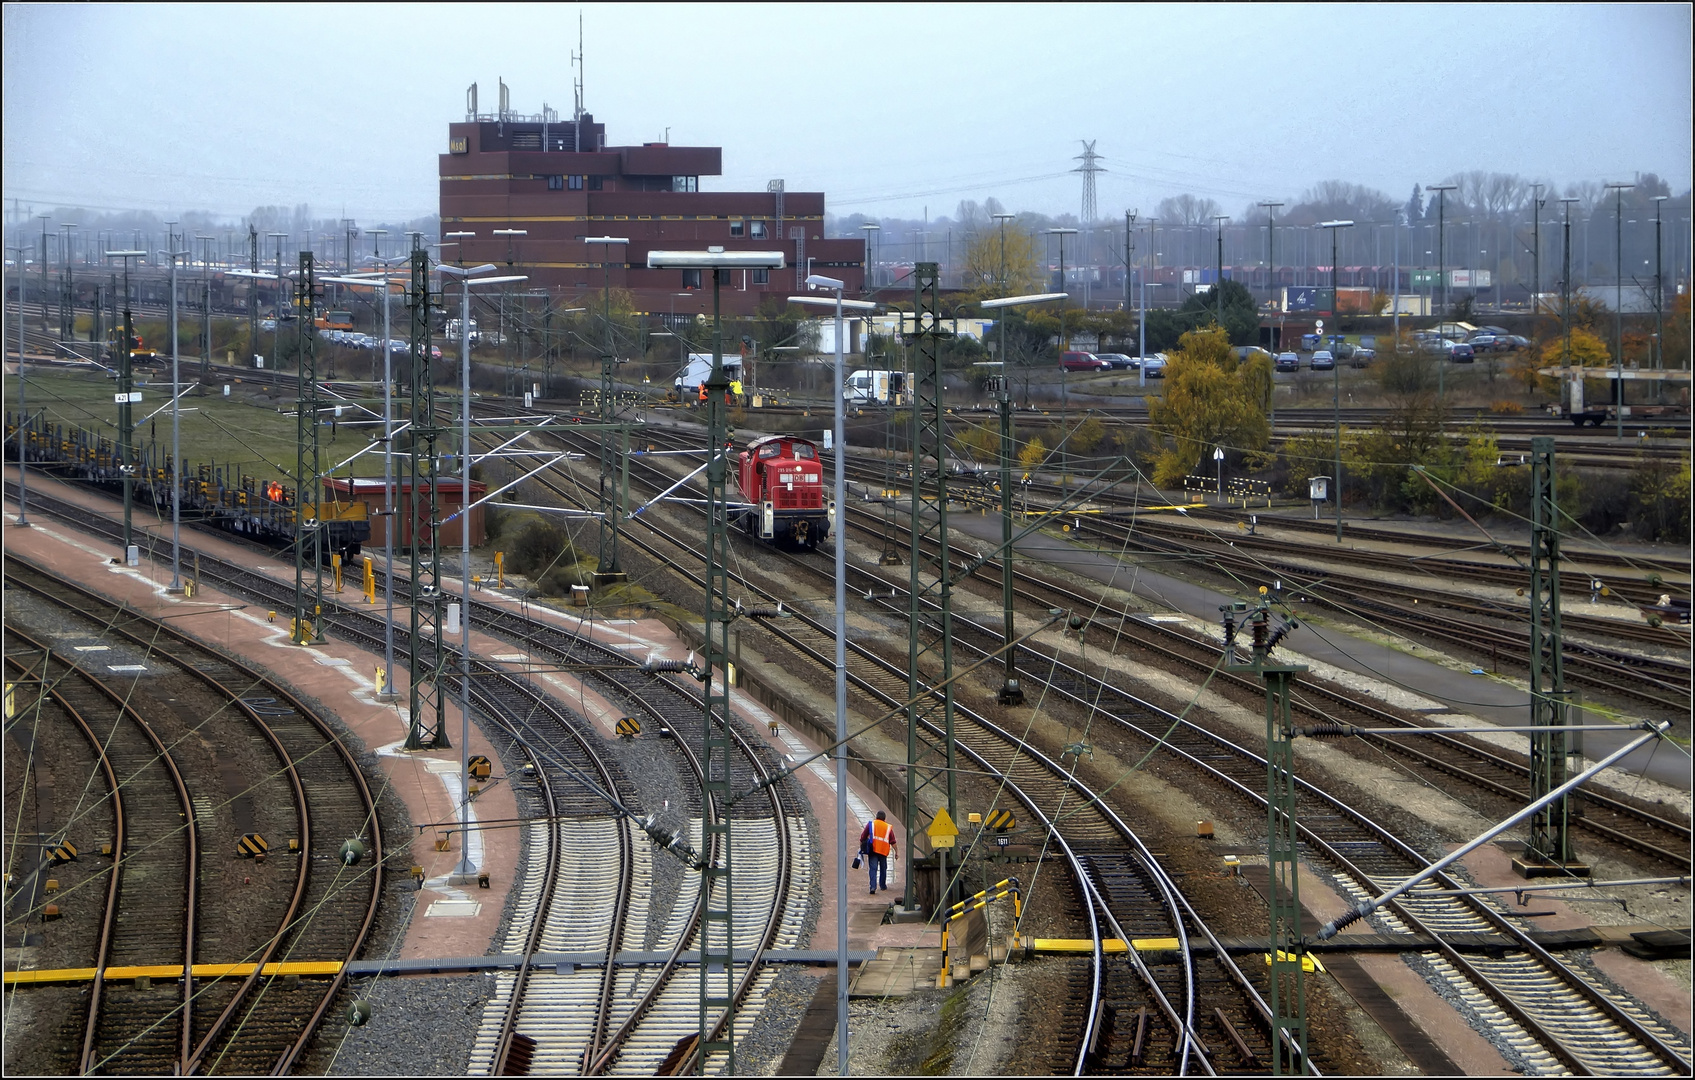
[
  {"left": 3, "top": 681, "right": 13, "bottom": 719},
  {"left": 363, "top": 557, "right": 376, "bottom": 603},
  {"left": 49, "top": 841, "right": 78, "bottom": 865},
  {"left": 967, "top": 813, "right": 982, "bottom": 825},
  {"left": 331, "top": 552, "right": 343, "bottom": 592},
  {"left": 236, "top": 833, "right": 270, "bottom": 858},
  {"left": 927, "top": 807, "right": 959, "bottom": 849},
  {"left": 984, "top": 809, "right": 1017, "bottom": 833},
  {"left": 615, "top": 716, "right": 642, "bottom": 739},
  {"left": 494, "top": 551, "right": 505, "bottom": 588},
  {"left": 468, "top": 755, "right": 493, "bottom": 781},
  {"left": 1266, "top": 950, "right": 1324, "bottom": 974}
]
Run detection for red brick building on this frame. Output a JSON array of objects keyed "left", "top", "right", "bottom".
[{"left": 440, "top": 104, "right": 864, "bottom": 315}]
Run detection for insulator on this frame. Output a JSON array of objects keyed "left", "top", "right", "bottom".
[
  {"left": 1267, "top": 617, "right": 1299, "bottom": 651},
  {"left": 643, "top": 659, "right": 691, "bottom": 674},
  {"left": 1252, "top": 616, "right": 1268, "bottom": 651},
  {"left": 1302, "top": 723, "right": 1355, "bottom": 739},
  {"left": 1221, "top": 612, "right": 1237, "bottom": 648}
]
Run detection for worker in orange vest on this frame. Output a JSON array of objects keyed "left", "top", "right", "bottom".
[
  {"left": 698, "top": 382, "right": 708, "bottom": 405},
  {"left": 859, "top": 810, "right": 899, "bottom": 895}
]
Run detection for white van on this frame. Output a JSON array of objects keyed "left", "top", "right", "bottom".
[
  {"left": 843, "top": 369, "right": 906, "bottom": 405},
  {"left": 674, "top": 352, "right": 743, "bottom": 395}
]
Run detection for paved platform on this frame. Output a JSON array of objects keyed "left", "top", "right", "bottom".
[{"left": 847, "top": 946, "right": 944, "bottom": 997}]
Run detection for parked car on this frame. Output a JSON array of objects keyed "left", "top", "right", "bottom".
[
  {"left": 1274, "top": 352, "right": 1300, "bottom": 372},
  {"left": 1309, "top": 350, "right": 1335, "bottom": 371},
  {"left": 1348, "top": 346, "right": 1376, "bottom": 368},
  {"left": 1333, "top": 341, "right": 1356, "bottom": 360},
  {"left": 1060, "top": 350, "right": 1110, "bottom": 372},
  {"left": 1450, "top": 342, "right": 1475, "bottom": 363},
  {"left": 1501, "top": 335, "right": 1529, "bottom": 351},
  {"left": 1095, "top": 352, "right": 1136, "bottom": 370},
  {"left": 1468, "top": 333, "right": 1501, "bottom": 352},
  {"left": 1235, "top": 346, "right": 1274, "bottom": 365},
  {"left": 1140, "top": 353, "right": 1168, "bottom": 378}
]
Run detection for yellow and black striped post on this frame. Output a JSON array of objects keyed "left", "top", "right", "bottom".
[
  {"left": 236, "top": 833, "right": 270, "bottom": 858},
  {"left": 615, "top": 716, "right": 642, "bottom": 739},
  {"left": 468, "top": 755, "right": 492, "bottom": 781},
  {"left": 984, "top": 809, "right": 1017, "bottom": 833},
  {"left": 48, "top": 841, "right": 78, "bottom": 864}
]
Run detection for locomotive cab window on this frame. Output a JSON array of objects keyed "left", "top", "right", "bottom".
[
  {"left": 758, "top": 442, "right": 783, "bottom": 459},
  {"left": 790, "top": 443, "right": 815, "bottom": 460}
]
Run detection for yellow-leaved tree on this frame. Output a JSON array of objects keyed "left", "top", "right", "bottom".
[
  {"left": 1145, "top": 327, "right": 1272, "bottom": 487},
  {"left": 1515, "top": 326, "right": 1610, "bottom": 392}
]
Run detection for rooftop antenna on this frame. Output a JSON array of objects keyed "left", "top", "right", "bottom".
[
  {"left": 467, "top": 82, "right": 477, "bottom": 122},
  {"left": 572, "top": 12, "right": 585, "bottom": 122}
]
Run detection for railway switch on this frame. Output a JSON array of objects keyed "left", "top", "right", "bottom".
[{"left": 237, "top": 833, "right": 270, "bottom": 858}]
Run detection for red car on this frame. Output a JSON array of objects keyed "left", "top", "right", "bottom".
[{"left": 1060, "top": 350, "right": 1110, "bottom": 371}]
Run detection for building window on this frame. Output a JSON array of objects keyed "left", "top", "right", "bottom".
[
  {"left": 681, "top": 269, "right": 701, "bottom": 289},
  {"left": 547, "top": 174, "right": 564, "bottom": 191},
  {"left": 729, "top": 219, "right": 745, "bottom": 238},
  {"left": 588, "top": 175, "right": 603, "bottom": 191},
  {"left": 672, "top": 175, "right": 698, "bottom": 193},
  {"left": 751, "top": 268, "right": 768, "bottom": 285},
  {"left": 568, "top": 174, "right": 585, "bottom": 190},
  {"left": 750, "top": 221, "right": 767, "bottom": 239}
]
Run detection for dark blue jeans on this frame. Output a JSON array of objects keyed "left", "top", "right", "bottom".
[{"left": 868, "top": 851, "right": 888, "bottom": 892}]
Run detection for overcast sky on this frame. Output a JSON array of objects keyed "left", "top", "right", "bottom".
[{"left": 4, "top": 3, "right": 1690, "bottom": 225}]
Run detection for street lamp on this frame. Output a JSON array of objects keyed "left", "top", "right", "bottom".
[
  {"left": 1426, "top": 184, "right": 1457, "bottom": 325},
  {"left": 979, "top": 291, "right": 1067, "bottom": 707},
  {"left": 59, "top": 223, "right": 78, "bottom": 341},
  {"left": 648, "top": 244, "right": 784, "bottom": 1077},
  {"left": 438, "top": 260, "right": 527, "bottom": 883},
  {"left": 861, "top": 222, "right": 881, "bottom": 292},
  {"left": 1605, "top": 182, "right": 1635, "bottom": 439},
  {"left": 1653, "top": 195, "right": 1668, "bottom": 374},
  {"left": 584, "top": 235, "right": 630, "bottom": 579},
  {"left": 7, "top": 240, "right": 35, "bottom": 527},
  {"left": 1213, "top": 215, "right": 1230, "bottom": 329},
  {"left": 787, "top": 275, "right": 877, "bottom": 1079},
  {"left": 1047, "top": 228, "right": 1078, "bottom": 478},
  {"left": 105, "top": 249, "right": 147, "bottom": 562},
  {"left": 1320, "top": 220, "right": 1354, "bottom": 544},
  {"left": 158, "top": 241, "right": 191, "bottom": 591},
  {"left": 324, "top": 257, "right": 411, "bottom": 697}
]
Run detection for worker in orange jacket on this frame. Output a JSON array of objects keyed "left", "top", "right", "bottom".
[{"left": 859, "top": 810, "right": 899, "bottom": 895}]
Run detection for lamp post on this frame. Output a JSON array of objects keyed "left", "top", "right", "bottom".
[
  {"left": 585, "top": 235, "right": 630, "bottom": 579},
  {"left": 1047, "top": 227, "right": 1078, "bottom": 479},
  {"left": 1654, "top": 194, "right": 1667, "bottom": 374},
  {"left": 326, "top": 257, "right": 410, "bottom": 697},
  {"left": 1427, "top": 183, "right": 1457, "bottom": 325},
  {"left": 1531, "top": 184, "right": 1545, "bottom": 318},
  {"left": 438, "top": 260, "right": 527, "bottom": 881},
  {"left": 861, "top": 222, "right": 880, "bottom": 292},
  {"left": 104, "top": 249, "right": 147, "bottom": 562},
  {"left": 788, "top": 277, "right": 877, "bottom": 1078},
  {"left": 1320, "top": 220, "right": 1354, "bottom": 544},
  {"left": 159, "top": 241, "right": 190, "bottom": 591},
  {"left": 59, "top": 223, "right": 78, "bottom": 341},
  {"left": 1260, "top": 202, "right": 1284, "bottom": 345},
  {"left": 7, "top": 241, "right": 34, "bottom": 527},
  {"left": 268, "top": 233, "right": 288, "bottom": 365},
  {"left": 1604, "top": 182, "right": 1635, "bottom": 439},
  {"left": 979, "top": 291, "right": 1068, "bottom": 707},
  {"left": 648, "top": 245, "right": 786, "bottom": 1077},
  {"left": 1213, "top": 215, "right": 1230, "bottom": 329}
]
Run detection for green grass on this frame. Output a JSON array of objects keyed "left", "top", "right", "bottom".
[{"left": 7, "top": 366, "right": 387, "bottom": 485}]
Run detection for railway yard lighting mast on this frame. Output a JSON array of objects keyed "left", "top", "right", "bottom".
[
  {"left": 439, "top": 258, "right": 527, "bottom": 881},
  {"left": 105, "top": 248, "right": 146, "bottom": 562},
  {"left": 160, "top": 240, "right": 190, "bottom": 592},
  {"left": 979, "top": 291, "right": 1067, "bottom": 707},
  {"left": 8, "top": 241, "right": 34, "bottom": 528},
  {"left": 58, "top": 223, "right": 78, "bottom": 341},
  {"left": 1047, "top": 228, "right": 1078, "bottom": 478},
  {"left": 789, "top": 274, "right": 877, "bottom": 1077},
  {"left": 585, "top": 235, "right": 630, "bottom": 581},
  {"left": 1605, "top": 181, "right": 1635, "bottom": 439},
  {"left": 1426, "top": 184, "right": 1456, "bottom": 400},
  {"left": 1653, "top": 195, "right": 1668, "bottom": 377},
  {"left": 648, "top": 245, "right": 786, "bottom": 1076},
  {"left": 1320, "top": 220, "right": 1353, "bottom": 543}
]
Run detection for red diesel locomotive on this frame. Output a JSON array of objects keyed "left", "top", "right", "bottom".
[{"left": 736, "top": 434, "right": 831, "bottom": 548}]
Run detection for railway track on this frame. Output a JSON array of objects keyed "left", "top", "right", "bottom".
[
  {"left": 3, "top": 558, "right": 386, "bottom": 1075},
  {"left": 574, "top": 422, "right": 1692, "bottom": 1075},
  {"left": 521, "top": 425, "right": 1318, "bottom": 1075},
  {"left": 4, "top": 478, "right": 813, "bottom": 1074}
]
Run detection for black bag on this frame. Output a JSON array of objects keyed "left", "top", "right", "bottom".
[{"left": 851, "top": 855, "right": 862, "bottom": 870}]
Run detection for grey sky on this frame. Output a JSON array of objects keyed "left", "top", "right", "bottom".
[{"left": 4, "top": 3, "right": 1690, "bottom": 224}]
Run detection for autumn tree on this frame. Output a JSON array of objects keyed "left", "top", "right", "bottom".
[
  {"left": 1145, "top": 327, "right": 1272, "bottom": 486},
  {"left": 961, "top": 227, "right": 1042, "bottom": 299}
]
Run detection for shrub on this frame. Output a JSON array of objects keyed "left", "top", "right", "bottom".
[
  {"left": 1488, "top": 399, "right": 1523, "bottom": 416},
  {"left": 504, "top": 518, "right": 577, "bottom": 578}
]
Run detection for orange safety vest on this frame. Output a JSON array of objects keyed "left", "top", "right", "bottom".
[
  {"left": 869, "top": 819, "right": 894, "bottom": 856},
  {"left": 698, "top": 383, "right": 708, "bottom": 402}
]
